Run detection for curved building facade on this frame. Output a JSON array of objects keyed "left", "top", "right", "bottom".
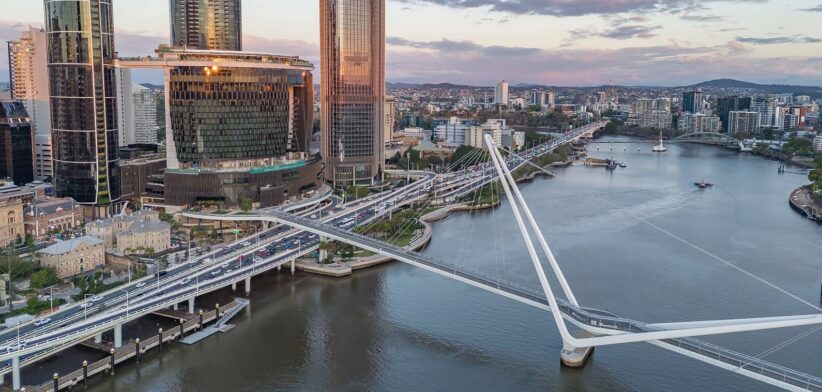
[
  {"left": 320, "top": 0, "right": 386, "bottom": 187},
  {"left": 45, "top": 0, "right": 121, "bottom": 216}
]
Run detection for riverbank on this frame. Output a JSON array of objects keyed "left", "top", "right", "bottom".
[
  {"left": 295, "top": 201, "right": 500, "bottom": 277},
  {"left": 789, "top": 186, "right": 822, "bottom": 222}
]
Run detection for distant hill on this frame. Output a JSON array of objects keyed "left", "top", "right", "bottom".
[
  {"left": 681, "top": 79, "right": 822, "bottom": 95},
  {"left": 388, "top": 82, "right": 481, "bottom": 89}
]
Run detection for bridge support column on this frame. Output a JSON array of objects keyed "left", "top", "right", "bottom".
[
  {"left": 114, "top": 323, "right": 123, "bottom": 349},
  {"left": 290, "top": 259, "right": 295, "bottom": 275},
  {"left": 244, "top": 276, "right": 251, "bottom": 296},
  {"left": 188, "top": 297, "right": 195, "bottom": 314},
  {"left": 172, "top": 303, "right": 179, "bottom": 311},
  {"left": 231, "top": 281, "right": 237, "bottom": 291},
  {"left": 94, "top": 333, "right": 102, "bottom": 344},
  {"left": 12, "top": 355, "right": 20, "bottom": 390},
  {"left": 560, "top": 339, "right": 594, "bottom": 368}
]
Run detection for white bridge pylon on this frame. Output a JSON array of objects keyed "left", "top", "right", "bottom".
[{"left": 483, "top": 134, "right": 822, "bottom": 349}]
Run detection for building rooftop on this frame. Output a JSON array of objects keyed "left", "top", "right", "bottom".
[
  {"left": 117, "top": 220, "right": 170, "bottom": 237},
  {"left": 24, "top": 197, "right": 80, "bottom": 217},
  {"left": 41, "top": 236, "right": 104, "bottom": 255},
  {"left": 86, "top": 209, "right": 159, "bottom": 229}
]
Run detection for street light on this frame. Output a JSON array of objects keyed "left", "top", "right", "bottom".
[{"left": 119, "top": 289, "right": 130, "bottom": 317}]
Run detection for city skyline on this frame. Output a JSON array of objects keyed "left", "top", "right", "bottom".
[{"left": 1, "top": 0, "right": 820, "bottom": 86}]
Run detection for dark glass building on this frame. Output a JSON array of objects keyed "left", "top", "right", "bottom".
[
  {"left": 45, "top": 0, "right": 120, "bottom": 216},
  {"left": 170, "top": 0, "right": 242, "bottom": 51},
  {"left": 320, "top": 0, "right": 386, "bottom": 187},
  {"left": 717, "top": 96, "right": 752, "bottom": 133},
  {"left": 682, "top": 90, "right": 703, "bottom": 114},
  {"left": 0, "top": 102, "right": 35, "bottom": 186},
  {"left": 124, "top": 48, "right": 320, "bottom": 208}
]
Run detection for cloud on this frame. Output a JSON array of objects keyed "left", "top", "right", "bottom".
[
  {"left": 392, "top": 0, "right": 766, "bottom": 17},
  {"left": 736, "top": 35, "right": 822, "bottom": 45},
  {"left": 799, "top": 5, "right": 822, "bottom": 12},
  {"left": 680, "top": 13, "right": 725, "bottom": 22},
  {"left": 384, "top": 36, "right": 822, "bottom": 86}
]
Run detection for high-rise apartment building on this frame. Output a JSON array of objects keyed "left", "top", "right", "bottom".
[
  {"left": 0, "top": 102, "right": 34, "bottom": 186},
  {"left": 750, "top": 97, "right": 776, "bottom": 130},
  {"left": 682, "top": 90, "right": 703, "bottom": 113},
  {"left": 320, "top": 0, "right": 386, "bottom": 186},
  {"left": 678, "top": 113, "right": 721, "bottom": 134},
  {"left": 170, "top": 0, "right": 242, "bottom": 51},
  {"left": 531, "top": 91, "right": 546, "bottom": 107},
  {"left": 495, "top": 80, "right": 509, "bottom": 106},
  {"left": 34, "top": 135, "right": 53, "bottom": 180},
  {"left": 8, "top": 27, "right": 52, "bottom": 181},
  {"left": 728, "top": 111, "right": 759, "bottom": 134},
  {"left": 132, "top": 85, "right": 159, "bottom": 145},
  {"left": 384, "top": 96, "right": 396, "bottom": 146},
  {"left": 45, "top": 0, "right": 121, "bottom": 216},
  {"left": 116, "top": 67, "right": 159, "bottom": 146},
  {"left": 717, "top": 96, "right": 752, "bottom": 132},
  {"left": 546, "top": 91, "right": 556, "bottom": 106}
]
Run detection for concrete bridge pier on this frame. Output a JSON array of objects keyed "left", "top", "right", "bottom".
[
  {"left": 231, "top": 281, "right": 237, "bottom": 291},
  {"left": 560, "top": 333, "right": 594, "bottom": 368},
  {"left": 244, "top": 276, "right": 251, "bottom": 295},
  {"left": 11, "top": 355, "right": 20, "bottom": 390},
  {"left": 172, "top": 303, "right": 179, "bottom": 311},
  {"left": 94, "top": 333, "right": 102, "bottom": 343},
  {"left": 114, "top": 323, "right": 123, "bottom": 348},
  {"left": 188, "top": 297, "right": 195, "bottom": 314},
  {"left": 290, "top": 259, "right": 295, "bottom": 275}
]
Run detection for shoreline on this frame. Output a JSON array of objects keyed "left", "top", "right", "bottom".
[
  {"left": 295, "top": 201, "right": 501, "bottom": 277},
  {"left": 789, "top": 186, "right": 822, "bottom": 223}
]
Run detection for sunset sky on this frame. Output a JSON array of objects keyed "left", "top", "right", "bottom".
[{"left": 2, "top": 0, "right": 821, "bottom": 86}]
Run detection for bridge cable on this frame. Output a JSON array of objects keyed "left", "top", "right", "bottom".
[{"left": 499, "top": 149, "right": 822, "bottom": 313}]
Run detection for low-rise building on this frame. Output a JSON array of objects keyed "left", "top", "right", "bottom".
[
  {"left": 627, "top": 110, "right": 673, "bottom": 129},
  {"left": 814, "top": 135, "right": 822, "bottom": 152},
  {"left": 116, "top": 220, "right": 171, "bottom": 255},
  {"left": 85, "top": 209, "right": 160, "bottom": 250},
  {"left": 0, "top": 183, "right": 29, "bottom": 246},
  {"left": 40, "top": 236, "right": 105, "bottom": 278},
  {"left": 24, "top": 197, "right": 83, "bottom": 239}
]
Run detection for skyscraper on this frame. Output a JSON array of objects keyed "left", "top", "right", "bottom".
[
  {"left": 170, "top": 0, "right": 242, "bottom": 51},
  {"left": 0, "top": 102, "right": 34, "bottom": 186},
  {"left": 8, "top": 26, "right": 52, "bottom": 180},
  {"left": 45, "top": 0, "right": 121, "bottom": 216},
  {"left": 682, "top": 90, "right": 703, "bottom": 114},
  {"left": 320, "top": 0, "right": 386, "bottom": 187},
  {"left": 495, "top": 80, "right": 509, "bottom": 106}
]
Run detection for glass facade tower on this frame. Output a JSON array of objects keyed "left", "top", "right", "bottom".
[
  {"left": 170, "top": 0, "right": 242, "bottom": 51},
  {"left": 320, "top": 0, "right": 386, "bottom": 187},
  {"left": 45, "top": 0, "right": 121, "bottom": 214}
]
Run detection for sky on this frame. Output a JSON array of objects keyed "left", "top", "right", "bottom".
[{"left": 1, "top": 0, "right": 821, "bottom": 87}]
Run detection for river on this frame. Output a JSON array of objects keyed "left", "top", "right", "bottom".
[{"left": 86, "top": 137, "right": 822, "bottom": 391}]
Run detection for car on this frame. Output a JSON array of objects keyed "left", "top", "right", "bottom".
[
  {"left": 89, "top": 295, "right": 103, "bottom": 302},
  {"left": 211, "top": 269, "right": 221, "bottom": 276},
  {"left": 180, "top": 278, "right": 192, "bottom": 285},
  {"left": 220, "top": 262, "right": 230, "bottom": 269},
  {"left": 33, "top": 318, "right": 51, "bottom": 327},
  {"left": 203, "top": 258, "right": 213, "bottom": 264},
  {"left": 6, "top": 342, "right": 26, "bottom": 353},
  {"left": 135, "top": 282, "right": 146, "bottom": 288},
  {"left": 80, "top": 302, "right": 93, "bottom": 309},
  {"left": 241, "top": 241, "right": 251, "bottom": 247}
]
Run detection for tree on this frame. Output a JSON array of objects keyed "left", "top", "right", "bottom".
[
  {"left": 30, "top": 267, "right": 59, "bottom": 289},
  {"left": 239, "top": 197, "right": 253, "bottom": 212}
]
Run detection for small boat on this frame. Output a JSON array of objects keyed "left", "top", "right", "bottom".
[
  {"left": 606, "top": 160, "right": 618, "bottom": 170},
  {"left": 619, "top": 162, "right": 627, "bottom": 168},
  {"left": 694, "top": 180, "right": 713, "bottom": 189},
  {"left": 652, "top": 131, "right": 667, "bottom": 152}
]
